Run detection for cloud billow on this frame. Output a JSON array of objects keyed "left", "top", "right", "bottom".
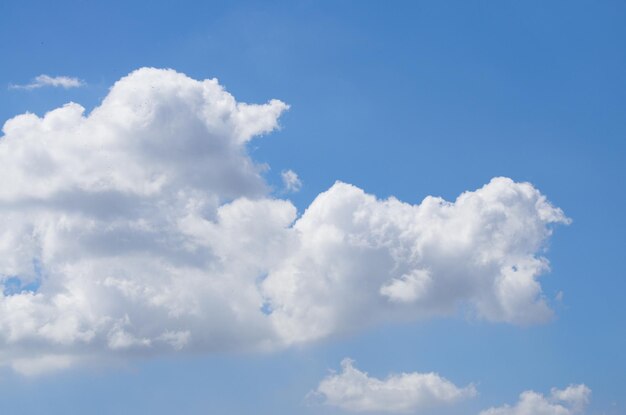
[{"left": 0, "top": 68, "right": 569, "bottom": 374}]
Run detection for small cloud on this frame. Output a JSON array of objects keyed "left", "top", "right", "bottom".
[
  {"left": 10, "top": 74, "right": 85, "bottom": 90},
  {"left": 309, "top": 358, "right": 476, "bottom": 412},
  {"left": 281, "top": 169, "right": 302, "bottom": 193},
  {"left": 480, "top": 384, "right": 591, "bottom": 415}
]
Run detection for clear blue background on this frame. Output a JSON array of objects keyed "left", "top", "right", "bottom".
[{"left": 0, "top": 1, "right": 624, "bottom": 414}]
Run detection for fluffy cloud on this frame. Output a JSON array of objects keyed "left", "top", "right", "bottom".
[
  {"left": 480, "top": 384, "right": 591, "bottom": 415},
  {"left": 9, "top": 74, "right": 85, "bottom": 90},
  {"left": 262, "top": 178, "right": 569, "bottom": 344},
  {"left": 311, "top": 358, "right": 476, "bottom": 412},
  {"left": 0, "top": 67, "right": 569, "bottom": 374}
]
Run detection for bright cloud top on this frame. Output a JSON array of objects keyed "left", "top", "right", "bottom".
[
  {"left": 10, "top": 74, "right": 85, "bottom": 90},
  {"left": 480, "top": 384, "right": 591, "bottom": 415},
  {"left": 311, "top": 358, "right": 476, "bottom": 412},
  {"left": 0, "top": 68, "right": 568, "bottom": 374}
]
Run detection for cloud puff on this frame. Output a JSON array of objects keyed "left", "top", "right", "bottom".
[
  {"left": 263, "top": 178, "right": 569, "bottom": 344},
  {"left": 480, "top": 384, "right": 591, "bottom": 415},
  {"left": 310, "top": 358, "right": 476, "bottom": 412},
  {"left": 0, "top": 67, "right": 568, "bottom": 374},
  {"left": 281, "top": 169, "right": 302, "bottom": 192},
  {"left": 9, "top": 74, "right": 85, "bottom": 90}
]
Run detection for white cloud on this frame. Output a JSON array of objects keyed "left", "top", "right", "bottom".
[
  {"left": 262, "top": 178, "right": 569, "bottom": 344},
  {"left": 281, "top": 169, "right": 302, "bottom": 192},
  {"left": 10, "top": 74, "right": 85, "bottom": 90},
  {"left": 311, "top": 358, "right": 476, "bottom": 412},
  {"left": 0, "top": 67, "right": 569, "bottom": 374},
  {"left": 480, "top": 384, "right": 591, "bottom": 415}
]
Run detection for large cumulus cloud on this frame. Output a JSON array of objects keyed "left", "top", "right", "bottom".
[{"left": 0, "top": 68, "right": 569, "bottom": 374}]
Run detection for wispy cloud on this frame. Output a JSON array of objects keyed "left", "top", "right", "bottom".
[
  {"left": 480, "top": 384, "right": 591, "bottom": 415},
  {"left": 9, "top": 74, "right": 85, "bottom": 90},
  {"left": 281, "top": 169, "right": 302, "bottom": 193}
]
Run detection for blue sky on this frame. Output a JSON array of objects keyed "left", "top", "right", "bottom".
[{"left": 0, "top": 1, "right": 624, "bottom": 414}]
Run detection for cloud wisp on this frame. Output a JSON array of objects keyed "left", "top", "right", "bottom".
[
  {"left": 281, "top": 169, "right": 302, "bottom": 193},
  {"left": 0, "top": 68, "right": 569, "bottom": 374},
  {"left": 9, "top": 74, "right": 85, "bottom": 90},
  {"left": 310, "top": 358, "right": 476, "bottom": 412},
  {"left": 480, "top": 384, "right": 591, "bottom": 415}
]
